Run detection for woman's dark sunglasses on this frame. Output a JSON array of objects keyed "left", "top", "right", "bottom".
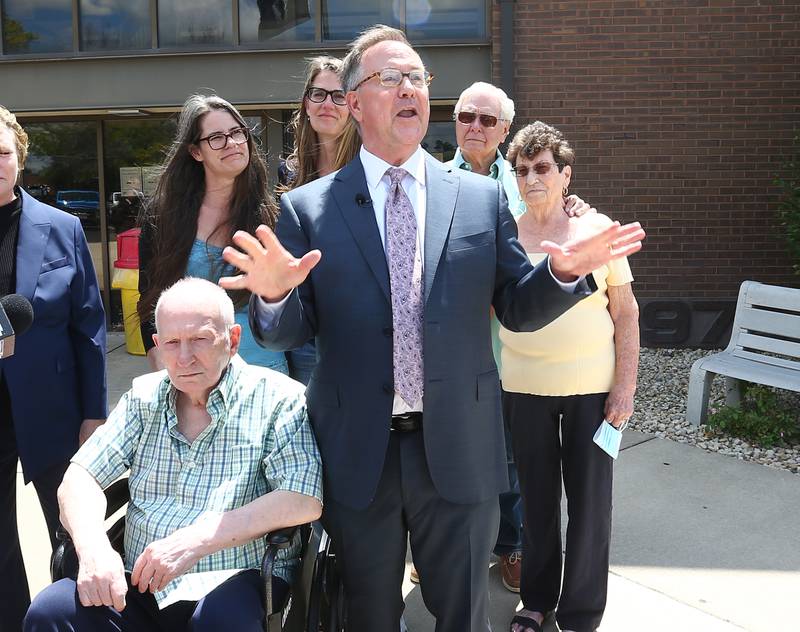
[
  {"left": 455, "top": 111, "right": 505, "bottom": 128},
  {"left": 305, "top": 87, "right": 347, "bottom": 106}
]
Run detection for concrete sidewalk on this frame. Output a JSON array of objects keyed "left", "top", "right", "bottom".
[{"left": 18, "top": 334, "right": 800, "bottom": 630}]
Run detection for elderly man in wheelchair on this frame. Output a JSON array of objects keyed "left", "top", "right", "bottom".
[{"left": 25, "top": 278, "right": 323, "bottom": 632}]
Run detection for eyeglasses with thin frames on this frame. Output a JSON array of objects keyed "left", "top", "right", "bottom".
[
  {"left": 354, "top": 68, "right": 434, "bottom": 91},
  {"left": 511, "top": 162, "right": 562, "bottom": 178},
  {"left": 305, "top": 87, "right": 347, "bottom": 106},
  {"left": 197, "top": 127, "right": 250, "bottom": 151},
  {"left": 454, "top": 111, "right": 506, "bottom": 129}
]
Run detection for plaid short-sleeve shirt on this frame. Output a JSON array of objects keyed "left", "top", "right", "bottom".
[{"left": 72, "top": 355, "right": 322, "bottom": 607}]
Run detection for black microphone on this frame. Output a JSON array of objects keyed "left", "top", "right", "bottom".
[
  {"left": 355, "top": 193, "right": 371, "bottom": 207},
  {"left": 0, "top": 294, "right": 34, "bottom": 359}
]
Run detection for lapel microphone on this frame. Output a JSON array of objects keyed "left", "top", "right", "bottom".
[{"left": 355, "top": 193, "right": 371, "bottom": 207}]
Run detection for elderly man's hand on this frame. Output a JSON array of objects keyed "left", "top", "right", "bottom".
[
  {"left": 131, "top": 513, "right": 222, "bottom": 593},
  {"left": 219, "top": 225, "right": 321, "bottom": 302},
  {"left": 542, "top": 221, "right": 645, "bottom": 282},
  {"left": 564, "top": 194, "right": 596, "bottom": 218},
  {"left": 76, "top": 542, "right": 127, "bottom": 611}
]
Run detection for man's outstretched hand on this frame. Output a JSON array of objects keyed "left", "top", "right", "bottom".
[
  {"left": 219, "top": 225, "right": 321, "bottom": 302},
  {"left": 542, "top": 221, "right": 645, "bottom": 282}
]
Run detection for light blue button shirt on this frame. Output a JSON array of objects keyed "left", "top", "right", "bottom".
[{"left": 448, "top": 147, "right": 527, "bottom": 219}]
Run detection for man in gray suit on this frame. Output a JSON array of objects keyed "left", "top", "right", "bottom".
[{"left": 221, "top": 25, "right": 644, "bottom": 632}]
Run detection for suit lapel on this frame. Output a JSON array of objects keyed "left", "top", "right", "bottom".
[
  {"left": 331, "top": 161, "right": 391, "bottom": 304},
  {"left": 16, "top": 191, "right": 51, "bottom": 301},
  {"left": 423, "top": 157, "right": 458, "bottom": 304}
]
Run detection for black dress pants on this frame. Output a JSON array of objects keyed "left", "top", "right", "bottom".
[
  {"left": 0, "top": 377, "right": 69, "bottom": 632},
  {"left": 503, "top": 391, "right": 612, "bottom": 632},
  {"left": 321, "top": 430, "right": 499, "bottom": 632}
]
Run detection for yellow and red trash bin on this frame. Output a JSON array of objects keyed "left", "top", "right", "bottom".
[{"left": 111, "top": 228, "right": 145, "bottom": 355}]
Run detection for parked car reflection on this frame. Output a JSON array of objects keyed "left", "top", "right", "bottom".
[{"left": 56, "top": 190, "right": 100, "bottom": 224}]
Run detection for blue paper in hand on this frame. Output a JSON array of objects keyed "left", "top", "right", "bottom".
[{"left": 593, "top": 420, "right": 623, "bottom": 459}]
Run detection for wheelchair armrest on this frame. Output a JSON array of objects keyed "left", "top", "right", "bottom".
[
  {"left": 266, "top": 526, "right": 299, "bottom": 550},
  {"left": 50, "top": 527, "right": 78, "bottom": 582},
  {"left": 260, "top": 524, "right": 304, "bottom": 620}
]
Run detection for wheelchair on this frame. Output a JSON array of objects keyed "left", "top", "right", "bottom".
[{"left": 50, "top": 477, "right": 347, "bottom": 632}]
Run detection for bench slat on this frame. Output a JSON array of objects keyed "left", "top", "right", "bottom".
[
  {"left": 735, "top": 332, "right": 800, "bottom": 360},
  {"left": 730, "top": 348, "right": 800, "bottom": 372},
  {"left": 698, "top": 353, "right": 800, "bottom": 391},
  {"left": 745, "top": 282, "right": 800, "bottom": 312},
  {"left": 736, "top": 307, "right": 800, "bottom": 341}
]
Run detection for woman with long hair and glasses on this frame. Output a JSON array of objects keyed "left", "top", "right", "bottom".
[
  {"left": 137, "top": 94, "right": 287, "bottom": 373},
  {"left": 279, "top": 55, "right": 361, "bottom": 384}
]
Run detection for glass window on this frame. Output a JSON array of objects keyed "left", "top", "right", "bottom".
[
  {"left": 239, "top": 0, "right": 314, "bottom": 44},
  {"left": 22, "top": 122, "right": 103, "bottom": 287},
  {"left": 102, "top": 118, "right": 176, "bottom": 239},
  {"left": 322, "top": 0, "right": 399, "bottom": 41},
  {"left": 421, "top": 121, "right": 457, "bottom": 163},
  {"left": 405, "top": 0, "right": 486, "bottom": 40},
  {"left": 79, "top": 0, "right": 151, "bottom": 52},
  {"left": 2, "top": 0, "right": 73, "bottom": 54},
  {"left": 158, "top": 0, "right": 233, "bottom": 48}
]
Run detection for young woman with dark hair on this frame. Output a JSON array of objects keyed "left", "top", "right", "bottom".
[{"left": 137, "top": 94, "right": 287, "bottom": 373}]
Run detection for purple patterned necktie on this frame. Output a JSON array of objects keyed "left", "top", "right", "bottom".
[{"left": 384, "top": 167, "right": 424, "bottom": 407}]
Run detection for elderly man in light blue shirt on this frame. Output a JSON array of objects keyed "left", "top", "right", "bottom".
[
  {"left": 448, "top": 82, "right": 526, "bottom": 219},
  {"left": 437, "top": 81, "right": 527, "bottom": 592}
]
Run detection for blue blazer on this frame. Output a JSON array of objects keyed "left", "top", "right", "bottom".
[
  {"left": 251, "top": 154, "right": 591, "bottom": 509},
  {"left": 0, "top": 189, "right": 107, "bottom": 482}
]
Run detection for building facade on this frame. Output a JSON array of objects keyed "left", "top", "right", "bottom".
[{"left": 2, "top": 1, "right": 798, "bottom": 347}]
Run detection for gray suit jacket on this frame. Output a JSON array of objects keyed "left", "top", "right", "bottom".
[{"left": 251, "top": 153, "right": 591, "bottom": 509}]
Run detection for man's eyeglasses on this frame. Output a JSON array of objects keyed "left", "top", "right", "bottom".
[
  {"left": 512, "top": 162, "right": 562, "bottom": 178},
  {"left": 305, "top": 87, "right": 347, "bottom": 106},
  {"left": 354, "top": 68, "right": 434, "bottom": 90},
  {"left": 197, "top": 127, "right": 249, "bottom": 151},
  {"left": 455, "top": 111, "right": 506, "bottom": 129}
]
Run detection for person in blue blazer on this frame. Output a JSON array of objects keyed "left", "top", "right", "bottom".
[
  {"left": 221, "top": 27, "right": 644, "bottom": 632},
  {"left": 0, "top": 106, "right": 107, "bottom": 629}
]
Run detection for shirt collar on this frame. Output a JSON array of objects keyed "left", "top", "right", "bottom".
[
  {"left": 161, "top": 355, "right": 241, "bottom": 424},
  {"left": 360, "top": 145, "right": 427, "bottom": 190},
  {"left": 453, "top": 147, "right": 506, "bottom": 180}
]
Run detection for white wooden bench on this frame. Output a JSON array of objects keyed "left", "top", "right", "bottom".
[{"left": 686, "top": 281, "right": 800, "bottom": 425}]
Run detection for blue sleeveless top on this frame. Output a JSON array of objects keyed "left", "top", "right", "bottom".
[{"left": 185, "top": 239, "right": 288, "bottom": 374}]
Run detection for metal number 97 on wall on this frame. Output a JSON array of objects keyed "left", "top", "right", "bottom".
[{"left": 639, "top": 299, "right": 735, "bottom": 349}]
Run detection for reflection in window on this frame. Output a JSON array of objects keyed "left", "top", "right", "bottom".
[
  {"left": 103, "top": 119, "right": 176, "bottom": 237},
  {"left": 22, "top": 122, "right": 105, "bottom": 285},
  {"left": 239, "top": 0, "right": 314, "bottom": 44},
  {"left": 405, "top": 0, "right": 486, "bottom": 40},
  {"left": 158, "top": 0, "right": 232, "bottom": 48},
  {"left": 79, "top": 0, "right": 150, "bottom": 52},
  {"left": 2, "top": 0, "right": 73, "bottom": 54},
  {"left": 421, "top": 121, "right": 457, "bottom": 163},
  {"left": 323, "top": 0, "right": 399, "bottom": 41}
]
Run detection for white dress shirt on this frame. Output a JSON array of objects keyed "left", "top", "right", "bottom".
[{"left": 255, "top": 145, "right": 583, "bottom": 416}]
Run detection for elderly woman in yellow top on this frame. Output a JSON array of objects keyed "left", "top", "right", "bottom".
[{"left": 503, "top": 122, "right": 639, "bottom": 632}]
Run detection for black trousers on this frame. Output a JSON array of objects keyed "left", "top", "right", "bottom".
[
  {"left": 321, "top": 430, "right": 499, "bottom": 632},
  {"left": 0, "top": 377, "right": 69, "bottom": 632},
  {"left": 504, "top": 391, "right": 612, "bottom": 632}
]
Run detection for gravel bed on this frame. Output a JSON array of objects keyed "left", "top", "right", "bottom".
[{"left": 631, "top": 348, "right": 800, "bottom": 475}]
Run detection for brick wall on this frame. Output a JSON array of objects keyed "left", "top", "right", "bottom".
[{"left": 492, "top": 0, "right": 800, "bottom": 299}]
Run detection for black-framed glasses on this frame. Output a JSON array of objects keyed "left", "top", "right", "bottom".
[
  {"left": 512, "top": 162, "right": 562, "bottom": 178},
  {"left": 197, "top": 127, "right": 250, "bottom": 150},
  {"left": 455, "top": 111, "right": 505, "bottom": 129},
  {"left": 354, "top": 68, "right": 434, "bottom": 90},
  {"left": 305, "top": 87, "right": 347, "bottom": 106}
]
